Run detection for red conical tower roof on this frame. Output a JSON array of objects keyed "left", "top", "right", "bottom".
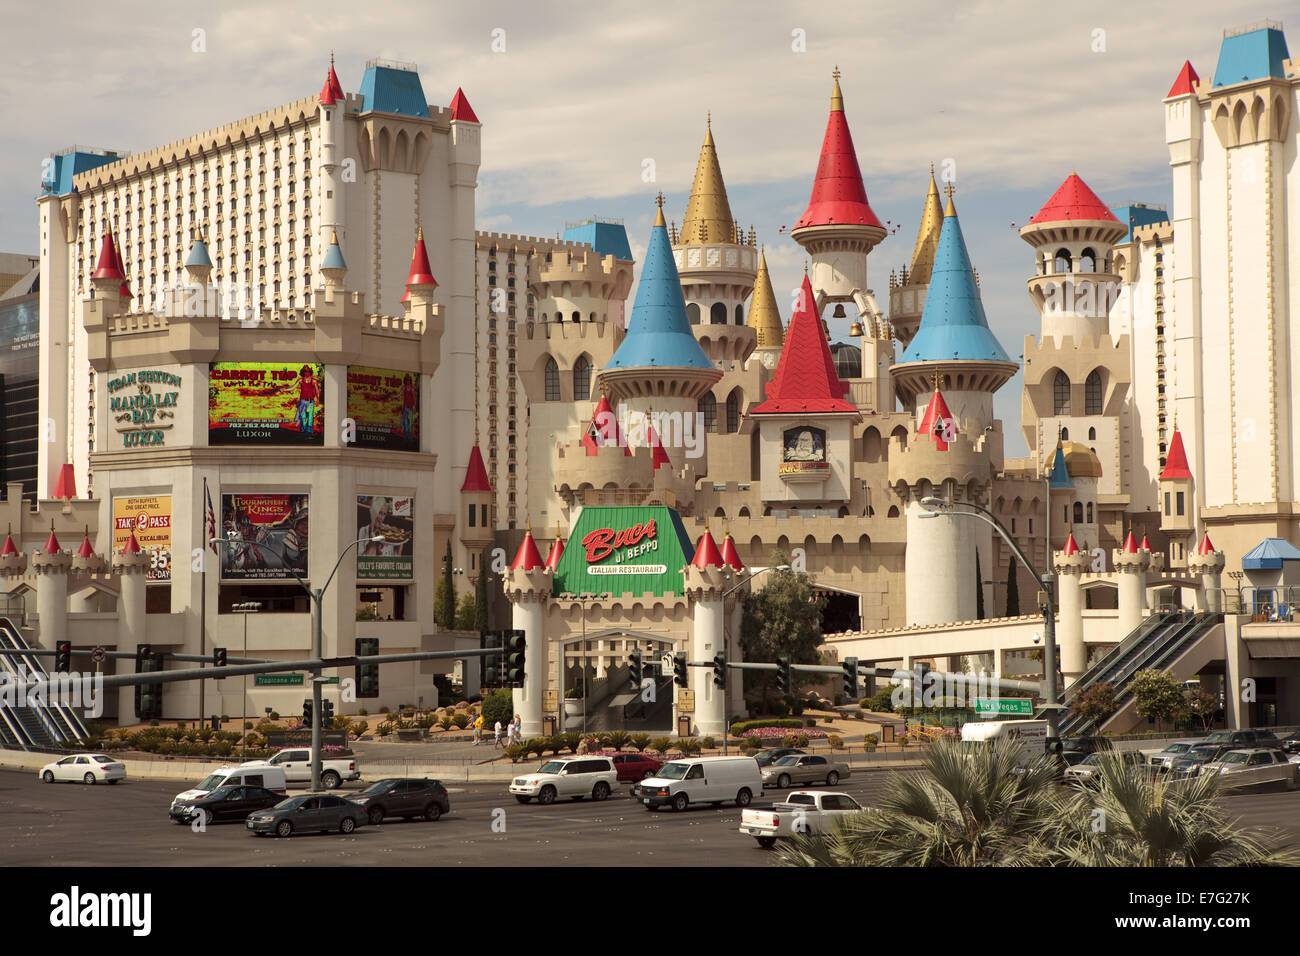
[
  {"left": 1062, "top": 532, "right": 1080, "bottom": 556},
  {"left": 400, "top": 227, "right": 439, "bottom": 303},
  {"left": 794, "top": 71, "right": 882, "bottom": 230},
  {"left": 122, "top": 530, "right": 141, "bottom": 554},
  {"left": 320, "top": 73, "right": 338, "bottom": 105},
  {"left": 690, "top": 529, "right": 725, "bottom": 568},
  {"left": 720, "top": 533, "right": 744, "bottom": 571},
  {"left": 114, "top": 245, "right": 131, "bottom": 298},
  {"left": 1160, "top": 430, "right": 1193, "bottom": 480},
  {"left": 1140, "top": 534, "right": 1152, "bottom": 552},
  {"left": 449, "top": 87, "right": 479, "bottom": 123},
  {"left": 92, "top": 233, "right": 123, "bottom": 280},
  {"left": 1198, "top": 532, "right": 1216, "bottom": 555},
  {"left": 751, "top": 275, "right": 856, "bottom": 414},
  {"left": 916, "top": 385, "right": 957, "bottom": 451},
  {"left": 1166, "top": 60, "right": 1199, "bottom": 99},
  {"left": 511, "top": 527, "right": 544, "bottom": 571},
  {"left": 580, "top": 394, "right": 631, "bottom": 456},
  {"left": 52, "top": 462, "right": 77, "bottom": 500},
  {"left": 0, "top": 531, "right": 16, "bottom": 556},
  {"left": 647, "top": 421, "right": 671, "bottom": 471},
  {"left": 77, "top": 533, "right": 96, "bottom": 559},
  {"left": 545, "top": 532, "right": 565, "bottom": 571},
  {"left": 327, "top": 53, "right": 343, "bottom": 100},
  {"left": 460, "top": 445, "right": 491, "bottom": 492},
  {"left": 1122, "top": 531, "right": 1139, "bottom": 553},
  {"left": 1028, "top": 173, "right": 1119, "bottom": 226},
  {"left": 43, "top": 528, "right": 62, "bottom": 554}
]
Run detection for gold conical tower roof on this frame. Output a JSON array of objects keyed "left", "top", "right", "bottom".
[
  {"left": 746, "top": 249, "right": 784, "bottom": 348},
  {"left": 678, "top": 116, "right": 736, "bottom": 246},
  {"left": 908, "top": 167, "right": 945, "bottom": 286}
]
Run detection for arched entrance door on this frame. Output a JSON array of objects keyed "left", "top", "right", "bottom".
[{"left": 560, "top": 630, "right": 677, "bottom": 734}]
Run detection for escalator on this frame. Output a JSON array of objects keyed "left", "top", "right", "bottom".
[
  {"left": 0, "top": 616, "right": 91, "bottom": 751},
  {"left": 1059, "top": 610, "right": 1222, "bottom": 737}
]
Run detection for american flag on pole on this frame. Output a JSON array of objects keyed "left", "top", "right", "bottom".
[{"left": 205, "top": 482, "right": 218, "bottom": 554}]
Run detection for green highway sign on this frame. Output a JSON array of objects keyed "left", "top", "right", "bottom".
[
  {"left": 254, "top": 674, "right": 304, "bottom": 687},
  {"left": 974, "top": 698, "right": 1033, "bottom": 716},
  {"left": 321, "top": 676, "right": 340, "bottom": 684}
]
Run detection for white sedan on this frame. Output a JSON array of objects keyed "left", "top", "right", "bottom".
[{"left": 38, "top": 754, "right": 126, "bottom": 785}]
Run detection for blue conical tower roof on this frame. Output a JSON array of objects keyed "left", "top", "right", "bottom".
[
  {"left": 1047, "top": 443, "right": 1074, "bottom": 490},
  {"left": 900, "top": 193, "right": 1011, "bottom": 365},
  {"left": 322, "top": 232, "right": 347, "bottom": 270},
  {"left": 184, "top": 238, "right": 212, "bottom": 268},
  {"left": 606, "top": 199, "right": 713, "bottom": 371}
]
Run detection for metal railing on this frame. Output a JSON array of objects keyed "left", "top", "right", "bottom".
[{"left": 1208, "top": 585, "right": 1300, "bottom": 621}]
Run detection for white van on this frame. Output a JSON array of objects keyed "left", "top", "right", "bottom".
[
  {"left": 960, "top": 720, "right": 1049, "bottom": 769},
  {"left": 171, "top": 765, "right": 288, "bottom": 809},
  {"left": 631, "top": 756, "right": 763, "bottom": 812}
]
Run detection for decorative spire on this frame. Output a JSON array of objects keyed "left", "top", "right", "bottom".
[
  {"left": 460, "top": 445, "right": 492, "bottom": 492},
  {"left": 92, "top": 232, "right": 123, "bottom": 281},
  {"left": 751, "top": 274, "right": 856, "bottom": 414},
  {"left": 794, "top": 70, "right": 882, "bottom": 230},
  {"left": 907, "top": 167, "right": 945, "bottom": 287},
  {"left": 830, "top": 66, "right": 843, "bottom": 111},
  {"left": 690, "top": 529, "right": 725, "bottom": 568},
  {"left": 746, "top": 249, "right": 785, "bottom": 349},
  {"left": 943, "top": 182, "right": 956, "bottom": 218},
  {"left": 1160, "top": 429, "right": 1193, "bottom": 480},
  {"left": 916, "top": 385, "right": 957, "bottom": 450},
  {"left": 510, "top": 526, "right": 544, "bottom": 571},
  {"left": 544, "top": 525, "right": 566, "bottom": 571},
  {"left": 678, "top": 118, "right": 735, "bottom": 246},
  {"left": 720, "top": 529, "right": 744, "bottom": 571},
  {"left": 654, "top": 191, "right": 666, "bottom": 228},
  {"left": 0, "top": 526, "right": 17, "bottom": 557},
  {"left": 400, "top": 225, "right": 438, "bottom": 303},
  {"left": 122, "top": 530, "right": 141, "bottom": 554},
  {"left": 1062, "top": 532, "right": 1080, "bottom": 556},
  {"left": 449, "top": 87, "right": 480, "bottom": 123},
  {"left": 43, "top": 521, "right": 61, "bottom": 555}
]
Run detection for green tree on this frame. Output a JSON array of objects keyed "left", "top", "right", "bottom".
[
  {"left": 475, "top": 551, "right": 490, "bottom": 633},
  {"left": 453, "top": 592, "right": 476, "bottom": 630},
  {"left": 1130, "top": 669, "right": 1186, "bottom": 730},
  {"left": 480, "top": 688, "right": 514, "bottom": 729},
  {"left": 1005, "top": 560, "right": 1020, "bottom": 616},
  {"left": 1184, "top": 685, "right": 1220, "bottom": 734},
  {"left": 434, "top": 540, "right": 456, "bottom": 628},
  {"left": 739, "top": 551, "right": 826, "bottom": 713},
  {"left": 975, "top": 550, "right": 985, "bottom": 620},
  {"left": 1075, "top": 682, "right": 1118, "bottom": 730}
]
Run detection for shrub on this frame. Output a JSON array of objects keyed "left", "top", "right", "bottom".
[
  {"left": 527, "top": 738, "right": 548, "bottom": 757},
  {"left": 269, "top": 711, "right": 280, "bottom": 720},
  {"left": 376, "top": 721, "right": 395, "bottom": 736},
  {"left": 781, "top": 735, "right": 798, "bottom": 749},
  {"left": 220, "top": 714, "right": 230, "bottom": 722},
  {"left": 332, "top": 715, "right": 351, "bottom": 731},
  {"left": 678, "top": 738, "right": 701, "bottom": 756},
  {"left": 379, "top": 706, "right": 390, "bottom": 714},
  {"left": 790, "top": 700, "right": 804, "bottom": 717},
  {"left": 197, "top": 728, "right": 215, "bottom": 742},
  {"left": 804, "top": 717, "right": 817, "bottom": 728},
  {"left": 795, "top": 735, "right": 809, "bottom": 748},
  {"left": 451, "top": 714, "right": 470, "bottom": 730},
  {"left": 350, "top": 721, "right": 369, "bottom": 739},
  {"left": 480, "top": 688, "right": 514, "bottom": 730},
  {"left": 560, "top": 732, "right": 582, "bottom": 754},
  {"left": 417, "top": 716, "right": 436, "bottom": 730},
  {"left": 864, "top": 733, "right": 879, "bottom": 749},
  {"left": 864, "top": 687, "right": 895, "bottom": 713},
  {"left": 631, "top": 733, "right": 651, "bottom": 752},
  {"left": 649, "top": 736, "right": 673, "bottom": 756},
  {"left": 827, "top": 734, "right": 843, "bottom": 749},
  {"left": 358, "top": 708, "right": 368, "bottom": 717},
  {"left": 701, "top": 736, "right": 716, "bottom": 750},
  {"left": 438, "top": 716, "right": 454, "bottom": 731},
  {"left": 606, "top": 730, "right": 631, "bottom": 752},
  {"left": 546, "top": 735, "right": 564, "bottom": 756},
  {"left": 822, "top": 716, "right": 834, "bottom": 724},
  {"left": 504, "top": 743, "right": 529, "bottom": 764},
  {"left": 149, "top": 719, "right": 160, "bottom": 727},
  {"left": 243, "top": 721, "right": 253, "bottom": 731}
]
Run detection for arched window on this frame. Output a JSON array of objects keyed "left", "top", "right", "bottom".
[
  {"left": 1088, "top": 426, "right": 1096, "bottom": 441},
  {"left": 725, "top": 389, "right": 741, "bottom": 433},
  {"left": 572, "top": 356, "right": 591, "bottom": 400},
  {"left": 544, "top": 357, "right": 560, "bottom": 401},
  {"left": 710, "top": 302, "right": 727, "bottom": 325},
  {"left": 1073, "top": 501, "right": 1084, "bottom": 524},
  {"left": 699, "top": 393, "right": 717, "bottom": 433},
  {"left": 735, "top": 304, "right": 745, "bottom": 325},
  {"left": 1060, "top": 427, "right": 1069, "bottom": 440},
  {"left": 571, "top": 311, "right": 580, "bottom": 322},
  {"left": 1053, "top": 371, "right": 1070, "bottom": 415},
  {"left": 686, "top": 303, "right": 701, "bottom": 325},
  {"left": 1086, "top": 502, "right": 1094, "bottom": 523},
  {"left": 1085, "top": 370, "right": 1103, "bottom": 415},
  {"left": 1054, "top": 249, "right": 1072, "bottom": 274},
  {"left": 1080, "top": 248, "right": 1097, "bottom": 273}
]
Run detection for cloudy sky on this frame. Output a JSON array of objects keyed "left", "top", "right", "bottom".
[{"left": 0, "top": 0, "right": 1284, "bottom": 454}]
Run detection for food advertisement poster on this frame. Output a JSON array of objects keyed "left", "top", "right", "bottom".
[
  {"left": 112, "top": 495, "right": 172, "bottom": 581},
  {"left": 356, "top": 494, "right": 414, "bottom": 579}
]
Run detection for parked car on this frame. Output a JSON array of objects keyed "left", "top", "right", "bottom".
[
  {"left": 169, "top": 785, "right": 283, "bottom": 826},
  {"left": 241, "top": 748, "right": 360, "bottom": 790},
  {"left": 350, "top": 778, "right": 449, "bottom": 824},
  {"left": 172, "top": 765, "right": 287, "bottom": 812},
  {"left": 246, "top": 793, "right": 366, "bottom": 837},
  {"left": 1280, "top": 731, "right": 1300, "bottom": 755},
  {"left": 1168, "top": 743, "right": 1234, "bottom": 778},
  {"left": 1064, "top": 750, "right": 1146, "bottom": 787},
  {"left": 1061, "top": 736, "right": 1113, "bottom": 756},
  {"left": 739, "top": 790, "right": 865, "bottom": 848},
  {"left": 752, "top": 748, "right": 806, "bottom": 768},
  {"left": 38, "top": 753, "right": 126, "bottom": 785},
  {"left": 610, "top": 753, "right": 663, "bottom": 782},
  {"left": 1200, "top": 729, "right": 1278, "bottom": 749},
  {"left": 509, "top": 757, "right": 618, "bottom": 805},
  {"left": 761, "top": 754, "right": 851, "bottom": 789},
  {"left": 632, "top": 756, "right": 762, "bottom": 811},
  {"left": 1149, "top": 740, "right": 1202, "bottom": 771},
  {"left": 1201, "top": 749, "right": 1297, "bottom": 790}
]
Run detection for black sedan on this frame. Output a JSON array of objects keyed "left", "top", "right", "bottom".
[
  {"left": 752, "top": 748, "right": 806, "bottom": 768},
  {"left": 350, "top": 778, "right": 450, "bottom": 824},
  {"left": 246, "top": 794, "right": 367, "bottom": 837},
  {"left": 169, "top": 785, "right": 283, "bottom": 826}
]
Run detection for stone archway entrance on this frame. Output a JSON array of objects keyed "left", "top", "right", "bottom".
[{"left": 559, "top": 628, "right": 677, "bottom": 733}]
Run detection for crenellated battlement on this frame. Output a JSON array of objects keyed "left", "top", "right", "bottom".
[{"left": 1131, "top": 221, "right": 1174, "bottom": 244}]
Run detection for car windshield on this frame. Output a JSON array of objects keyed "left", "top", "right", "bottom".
[
  {"left": 1219, "top": 752, "right": 1249, "bottom": 765},
  {"left": 195, "top": 774, "right": 228, "bottom": 791},
  {"left": 361, "top": 780, "right": 396, "bottom": 795},
  {"left": 1202, "top": 732, "right": 1231, "bottom": 743},
  {"left": 655, "top": 762, "right": 690, "bottom": 780},
  {"left": 1062, "top": 739, "right": 1090, "bottom": 751},
  {"left": 538, "top": 761, "right": 567, "bottom": 775},
  {"left": 272, "top": 797, "right": 303, "bottom": 810},
  {"left": 1186, "top": 746, "right": 1221, "bottom": 761},
  {"left": 773, "top": 756, "right": 800, "bottom": 766},
  {"left": 1162, "top": 744, "right": 1192, "bottom": 754},
  {"left": 207, "top": 786, "right": 237, "bottom": 800},
  {"left": 90, "top": 755, "right": 113, "bottom": 763}
]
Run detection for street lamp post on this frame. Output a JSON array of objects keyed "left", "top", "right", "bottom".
[
  {"left": 719, "top": 564, "right": 791, "bottom": 755},
  {"left": 232, "top": 601, "right": 261, "bottom": 751},
  {"left": 919, "top": 496, "right": 1064, "bottom": 749}
]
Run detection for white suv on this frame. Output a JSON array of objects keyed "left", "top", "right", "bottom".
[{"left": 509, "top": 757, "right": 618, "bottom": 805}]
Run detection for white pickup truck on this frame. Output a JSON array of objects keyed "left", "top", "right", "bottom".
[
  {"left": 738, "top": 790, "right": 866, "bottom": 848},
  {"left": 241, "top": 748, "right": 361, "bottom": 790}
]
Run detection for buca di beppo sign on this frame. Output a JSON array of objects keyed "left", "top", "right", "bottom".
[
  {"left": 552, "top": 506, "right": 695, "bottom": 597},
  {"left": 108, "top": 369, "right": 181, "bottom": 447}
]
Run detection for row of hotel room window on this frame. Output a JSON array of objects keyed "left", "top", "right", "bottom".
[{"left": 136, "top": 583, "right": 413, "bottom": 619}]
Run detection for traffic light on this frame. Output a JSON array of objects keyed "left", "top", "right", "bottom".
[
  {"left": 302, "top": 698, "right": 313, "bottom": 729},
  {"left": 355, "top": 638, "right": 379, "bottom": 698},
  {"left": 321, "top": 699, "right": 335, "bottom": 726},
  {"left": 506, "top": 630, "right": 526, "bottom": 687},
  {"left": 481, "top": 631, "right": 502, "bottom": 688},
  {"left": 628, "top": 649, "right": 643, "bottom": 688},
  {"left": 775, "top": 657, "right": 792, "bottom": 697},
  {"left": 135, "top": 648, "right": 163, "bottom": 720},
  {"left": 712, "top": 654, "right": 727, "bottom": 689},
  {"left": 673, "top": 652, "right": 688, "bottom": 689},
  {"left": 55, "top": 641, "right": 71, "bottom": 672},
  {"left": 213, "top": 647, "right": 228, "bottom": 668},
  {"left": 842, "top": 656, "right": 859, "bottom": 699}
]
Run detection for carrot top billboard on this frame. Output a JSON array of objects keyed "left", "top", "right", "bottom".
[
  {"left": 209, "top": 362, "right": 324, "bottom": 445},
  {"left": 550, "top": 505, "right": 694, "bottom": 598},
  {"left": 346, "top": 366, "right": 419, "bottom": 451}
]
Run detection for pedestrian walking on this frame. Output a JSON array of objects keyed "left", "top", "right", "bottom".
[
  {"left": 473, "top": 713, "right": 483, "bottom": 746},
  {"left": 513, "top": 714, "right": 522, "bottom": 742},
  {"left": 494, "top": 719, "right": 503, "bottom": 749},
  {"left": 506, "top": 720, "right": 517, "bottom": 747}
]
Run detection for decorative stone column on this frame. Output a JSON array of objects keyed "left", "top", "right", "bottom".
[
  {"left": 1053, "top": 534, "right": 1090, "bottom": 687},
  {"left": 504, "top": 565, "right": 552, "bottom": 739},
  {"left": 1188, "top": 534, "right": 1226, "bottom": 612},
  {"left": 1113, "top": 541, "right": 1151, "bottom": 637},
  {"left": 682, "top": 563, "right": 729, "bottom": 738},
  {"left": 32, "top": 529, "right": 72, "bottom": 654}
]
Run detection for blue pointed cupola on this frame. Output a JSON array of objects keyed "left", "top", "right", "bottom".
[
  {"left": 606, "top": 195, "right": 714, "bottom": 371},
  {"left": 184, "top": 238, "right": 212, "bottom": 268},
  {"left": 899, "top": 189, "right": 1011, "bottom": 365},
  {"left": 322, "top": 232, "right": 347, "bottom": 271},
  {"left": 1047, "top": 443, "right": 1074, "bottom": 491}
]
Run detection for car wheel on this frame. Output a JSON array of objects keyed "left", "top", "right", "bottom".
[
  {"left": 198, "top": 809, "right": 213, "bottom": 828},
  {"left": 83, "top": 772, "right": 96, "bottom": 785},
  {"left": 757, "top": 836, "right": 776, "bottom": 849},
  {"left": 538, "top": 785, "right": 557, "bottom": 806},
  {"left": 42, "top": 771, "right": 54, "bottom": 784},
  {"left": 424, "top": 802, "right": 442, "bottom": 821},
  {"left": 671, "top": 792, "right": 689, "bottom": 812},
  {"left": 321, "top": 771, "right": 341, "bottom": 790},
  {"left": 276, "top": 821, "right": 293, "bottom": 838},
  {"left": 592, "top": 782, "right": 610, "bottom": 801},
  {"left": 368, "top": 806, "right": 385, "bottom": 826},
  {"left": 777, "top": 774, "right": 791, "bottom": 789},
  {"left": 515, "top": 796, "right": 531, "bottom": 804},
  {"left": 826, "top": 771, "right": 840, "bottom": 786},
  {"left": 340, "top": 816, "right": 356, "bottom": 834},
  {"left": 736, "top": 788, "right": 753, "bottom": 808}
]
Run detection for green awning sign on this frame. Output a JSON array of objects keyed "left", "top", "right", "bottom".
[
  {"left": 974, "top": 698, "right": 1033, "bottom": 716},
  {"left": 551, "top": 505, "right": 695, "bottom": 598}
]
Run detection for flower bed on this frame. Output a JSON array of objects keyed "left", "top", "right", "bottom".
[{"left": 741, "top": 726, "right": 828, "bottom": 740}]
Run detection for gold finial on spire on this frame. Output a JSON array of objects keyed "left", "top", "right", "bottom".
[
  {"left": 653, "top": 191, "right": 666, "bottom": 228},
  {"left": 931, "top": 372, "right": 940, "bottom": 391},
  {"left": 804, "top": 260, "right": 809, "bottom": 275},
  {"left": 330, "top": 50, "right": 335, "bottom": 68},
  {"left": 943, "top": 182, "right": 956, "bottom": 218},
  {"left": 526, "top": 517, "right": 532, "bottom": 535},
  {"left": 706, "top": 110, "right": 711, "bottom": 130},
  {"left": 830, "top": 66, "right": 844, "bottom": 111},
  {"left": 416, "top": 225, "right": 423, "bottom": 242},
  {"left": 330, "top": 228, "right": 338, "bottom": 245}
]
